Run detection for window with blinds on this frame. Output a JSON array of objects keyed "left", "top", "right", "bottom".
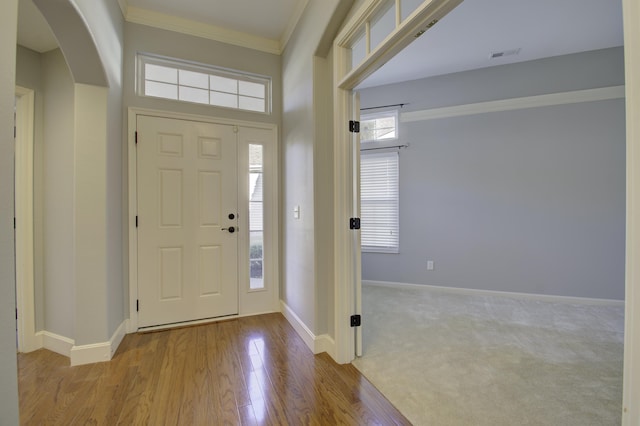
[{"left": 360, "top": 151, "right": 399, "bottom": 253}]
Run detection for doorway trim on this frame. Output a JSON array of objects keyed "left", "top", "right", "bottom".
[
  {"left": 331, "top": 0, "right": 464, "bottom": 364},
  {"left": 15, "top": 86, "right": 38, "bottom": 353},
  {"left": 127, "top": 107, "right": 279, "bottom": 332},
  {"left": 333, "top": 0, "right": 640, "bottom": 420}
]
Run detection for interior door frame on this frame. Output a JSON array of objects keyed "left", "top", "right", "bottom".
[
  {"left": 333, "top": 0, "right": 640, "bottom": 421},
  {"left": 127, "top": 108, "right": 279, "bottom": 332},
  {"left": 331, "top": 0, "right": 464, "bottom": 365},
  {"left": 14, "top": 86, "right": 38, "bottom": 353}
]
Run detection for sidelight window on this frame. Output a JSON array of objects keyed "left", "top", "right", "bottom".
[{"left": 249, "top": 144, "right": 264, "bottom": 289}]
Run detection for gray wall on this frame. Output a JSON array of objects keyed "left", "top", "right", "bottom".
[
  {"left": 16, "top": 46, "right": 76, "bottom": 338},
  {"left": 15, "top": 46, "right": 45, "bottom": 332},
  {"left": 1, "top": 0, "right": 20, "bottom": 422},
  {"left": 15, "top": 0, "right": 124, "bottom": 346},
  {"left": 41, "top": 49, "right": 75, "bottom": 337},
  {"left": 360, "top": 47, "right": 626, "bottom": 300},
  {"left": 281, "top": 0, "right": 351, "bottom": 336}
]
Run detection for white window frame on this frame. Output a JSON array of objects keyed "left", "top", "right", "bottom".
[
  {"left": 360, "top": 109, "right": 399, "bottom": 143},
  {"left": 360, "top": 150, "right": 400, "bottom": 253},
  {"left": 136, "top": 53, "right": 272, "bottom": 115}
]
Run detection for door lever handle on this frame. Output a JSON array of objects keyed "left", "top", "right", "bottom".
[{"left": 221, "top": 226, "right": 236, "bottom": 233}]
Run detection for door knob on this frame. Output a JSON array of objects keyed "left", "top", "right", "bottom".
[{"left": 221, "top": 226, "right": 236, "bottom": 233}]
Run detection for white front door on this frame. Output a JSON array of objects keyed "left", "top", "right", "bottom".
[{"left": 137, "top": 115, "right": 238, "bottom": 328}]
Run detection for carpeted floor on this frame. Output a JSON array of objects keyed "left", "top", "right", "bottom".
[{"left": 352, "top": 284, "right": 624, "bottom": 426}]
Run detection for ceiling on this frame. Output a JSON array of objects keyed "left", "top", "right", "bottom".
[
  {"left": 17, "top": 0, "right": 624, "bottom": 88},
  {"left": 360, "top": 0, "right": 624, "bottom": 88}
]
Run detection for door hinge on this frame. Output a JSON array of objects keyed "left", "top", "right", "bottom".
[
  {"left": 349, "top": 217, "right": 361, "bottom": 230},
  {"left": 136, "top": 299, "right": 139, "bottom": 312},
  {"left": 349, "top": 120, "right": 360, "bottom": 133},
  {"left": 135, "top": 216, "right": 138, "bottom": 228},
  {"left": 350, "top": 314, "right": 361, "bottom": 327},
  {"left": 135, "top": 131, "right": 138, "bottom": 145},
  {"left": 16, "top": 308, "right": 18, "bottom": 320},
  {"left": 13, "top": 217, "right": 16, "bottom": 229}
]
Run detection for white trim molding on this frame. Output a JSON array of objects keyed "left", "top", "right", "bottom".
[
  {"left": 363, "top": 280, "right": 625, "bottom": 307},
  {"left": 401, "top": 85, "right": 626, "bottom": 123},
  {"left": 280, "top": 0, "right": 309, "bottom": 52},
  {"left": 124, "top": 7, "right": 281, "bottom": 55},
  {"left": 70, "top": 320, "right": 129, "bottom": 366},
  {"left": 623, "top": 0, "right": 640, "bottom": 421},
  {"left": 37, "top": 331, "right": 74, "bottom": 358},
  {"left": 280, "top": 301, "right": 336, "bottom": 357}
]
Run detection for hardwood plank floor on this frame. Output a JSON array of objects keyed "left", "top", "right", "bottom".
[{"left": 18, "top": 313, "right": 410, "bottom": 425}]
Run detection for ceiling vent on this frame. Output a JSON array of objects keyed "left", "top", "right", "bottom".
[{"left": 489, "top": 48, "right": 521, "bottom": 59}]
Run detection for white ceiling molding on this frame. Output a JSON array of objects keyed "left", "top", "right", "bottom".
[
  {"left": 279, "top": 0, "right": 309, "bottom": 51},
  {"left": 125, "top": 6, "right": 281, "bottom": 55},
  {"left": 401, "top": 85, "right": 626, "bottom": 123}
]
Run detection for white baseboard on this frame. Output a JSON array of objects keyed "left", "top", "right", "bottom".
[
  {"left": 362, "top": 280, "right": 625, "bottom": 307},
  {"left": 314, "top": 334, "right": 336, "bottom": 359},
  {"left": 109, "top": 319, "right": 128, "bottom": 358},
  {"left": 280, "top": 301, "right": 335, "bottom": 356},
  {"left": 37, "top": 331, "right": 74, "bottom": 358},
  {"left": 70, "top": 320, "right": 129, "bottom": 366}
]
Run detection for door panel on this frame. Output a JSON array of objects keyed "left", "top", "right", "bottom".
[{"left": 137, "top": 115, "right": 238, "bottom": 328}]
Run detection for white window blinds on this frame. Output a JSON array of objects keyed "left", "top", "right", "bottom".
[{"left": 360, "top": 151, "right": 399, "bottom": 253}]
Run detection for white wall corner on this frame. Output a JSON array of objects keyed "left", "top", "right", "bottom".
[
  {"left": 117, "top": 0, "right": 128, "bottom": 18},
  {"left": 280, "top": 301, "right": 334, "bottom": 355},
  {"left": 69, "top": 320, "right": 129, "bottom": 366},
  {"left": 37, "top": 331, "right": 74, "bottom": 358},
  {"left": 279, "top": 0, "right": 309, "bottom": 51}
]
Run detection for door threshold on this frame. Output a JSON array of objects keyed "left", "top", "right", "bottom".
[{"left": 137, "top": 314, "right": 239, "bottom": 333}]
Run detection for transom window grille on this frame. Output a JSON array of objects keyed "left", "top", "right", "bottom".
[
  {"left": 137, "top": 53, "right": 271, "bottom": 114},
  {"left": 360, "top": 151, "right": 399, "bottom": 253},
  {"left": 361, "top": 110, "right": 399, "bottom": 142}
]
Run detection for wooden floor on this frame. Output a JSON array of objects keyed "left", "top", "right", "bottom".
[{"left": 18, "top": 313, "right": 409, "bottom": 425}]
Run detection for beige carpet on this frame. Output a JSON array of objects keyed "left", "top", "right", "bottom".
[{"left": 352, "top": 284, "right": 624, "bottom": 426}]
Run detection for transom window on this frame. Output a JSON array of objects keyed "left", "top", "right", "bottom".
[
  {"left": 137, "top": 53, "right": 271, "bottom": 114},
  {"left": 361, "top": 110, "right": 398, "bottom": 142}
]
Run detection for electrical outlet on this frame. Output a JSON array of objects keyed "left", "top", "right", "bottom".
[{"left": 427, "top": 260, "right": 434, "bottom": 271}]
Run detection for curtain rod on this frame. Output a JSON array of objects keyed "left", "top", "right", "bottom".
[
  {"left": 361, "top": 144, "right": 409, "bottom": 152},
  {"left": 360, "top": 103, "right": 407, "bottom": 111}
]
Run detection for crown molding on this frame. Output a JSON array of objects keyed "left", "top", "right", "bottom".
[
  {"left": 125, "top": 6, "right": 281, "bottom": 55},
  {"left": 401, "top": 85, "right": 626, "bottom": 122},
  {"left": 280, "top": 0, "right": 309, "bottom": 52}
]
